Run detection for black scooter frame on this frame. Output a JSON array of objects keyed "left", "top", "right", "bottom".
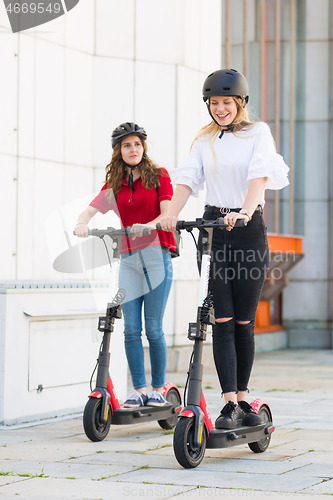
[{"left": 171, "top": 218, "right": 274, "bottom": 468}]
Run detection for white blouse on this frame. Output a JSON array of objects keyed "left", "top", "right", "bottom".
[{"left": 173, "top": 121, "right": 289, "bottom": 208}]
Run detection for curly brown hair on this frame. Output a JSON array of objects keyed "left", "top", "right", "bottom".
[{"left": 104, "top": 137, "right": 166, "bottom": 199}]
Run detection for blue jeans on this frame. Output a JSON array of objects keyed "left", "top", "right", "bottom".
[{"left": 119, "top": 246, "right": 173, "bottom": 390}]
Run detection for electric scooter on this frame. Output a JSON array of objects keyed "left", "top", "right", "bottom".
[
  {"left": 160, "top": 218, "right": 274, "bottom": 468},
  {"left": 76, "top": 227, "right": 182, "bottom": 442}
]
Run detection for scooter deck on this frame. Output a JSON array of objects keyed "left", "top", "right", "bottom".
[
  {"left": 206, "top": 421, "right": 274, "bottom": 449},
  {"left": 111, "top": 402, "right": 179, "bottom": 425}
]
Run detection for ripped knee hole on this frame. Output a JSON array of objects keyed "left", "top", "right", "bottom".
[{"left": 215, "top": 317, "right": 233, "bottom": 323}]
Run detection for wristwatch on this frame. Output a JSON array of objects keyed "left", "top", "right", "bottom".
[{"left": 239, "top": 209, "right": 252, "bottom": 221}]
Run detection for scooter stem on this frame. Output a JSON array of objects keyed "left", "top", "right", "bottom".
[
  {"left": 186, "top": 339, "right": 204, "bottom": 406},
  {"left": 186, "top": 226, "right": 214, "bottom": 406},
  {"left": 96, "top": 331, "right": 111, "bottom": 389}
]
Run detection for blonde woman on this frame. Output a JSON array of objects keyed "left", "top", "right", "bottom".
[
  {"left": 75, "top": 123, "right": 175, "bottom": 408},
  {"left": 160, "top": 69, "right": 289, "bottom": 429}
]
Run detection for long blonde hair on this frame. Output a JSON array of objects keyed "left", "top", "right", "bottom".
[{"left": 104, "top": 137, "right": 165, "bottom": 199}]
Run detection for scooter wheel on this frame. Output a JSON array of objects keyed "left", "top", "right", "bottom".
[
  {"left": 248, "top": 405, "right": 272, "bottom": 453},
  {"left": 158, "top": 388, "right": 181, "bottom": 430},
  {"left": 83, "top": 397, "right": 111, "bottom": 442},
  {"left": 173, "top": 416, "right": 206, "bottom": 468}
]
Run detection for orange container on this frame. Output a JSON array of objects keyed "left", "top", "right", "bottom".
[{"left": 254, "top": 234, "right": 304, "bottom": 333}]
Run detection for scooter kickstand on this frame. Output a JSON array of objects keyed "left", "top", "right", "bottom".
[{"left": 227, "top": 432, "right": 247, "bottom": 441}]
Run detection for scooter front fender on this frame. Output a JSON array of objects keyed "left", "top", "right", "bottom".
[
  {"left": 179, "top": 405, "right": 206, "bottom": 447},
  {"left": 179, "top": 407, "right": 212, "bottom": 443},
  {"left": 89, "top": 391, "right": 102, "bottom": 398},
  {"left": 88, "top": 389, "right": 110, "bottom": 423},
  {"left": 179, "top": 409, "right": 195, "bottom": 418}
]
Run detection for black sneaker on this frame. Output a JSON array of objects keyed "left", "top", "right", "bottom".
[
  {"left": 215, "top": 401, "right": 243, "bottom": 429},
  {"left": 238, "top": 400, "right": 262, "bottom": 426}
]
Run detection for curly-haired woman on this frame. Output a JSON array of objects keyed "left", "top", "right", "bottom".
[{"left": 75, "top": 122, "right": 175, "bottom": 408}]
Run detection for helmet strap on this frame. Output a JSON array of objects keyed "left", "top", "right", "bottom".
[
  {"left": 125, "top": 153, "right": 146, "bottom": 192},
  {"left": 218, "top": 124, "right": 235, "bottom": 139},
  {"left": 206, "top": 102, "right": 235, "bottom": 139}
]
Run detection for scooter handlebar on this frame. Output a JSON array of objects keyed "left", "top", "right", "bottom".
[
  {"left": 214, "top": 217, "right": 248, "bottom": 228},
  {"left": 156, "top": 218, "right": 247, "bottom": 231},
  {"left": 73, "top": 227, "right": 151, "bottom": 237}
]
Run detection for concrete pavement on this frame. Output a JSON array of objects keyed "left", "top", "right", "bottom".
[{"left": 0, "top": 349, "right": 332, "bottom": 499}]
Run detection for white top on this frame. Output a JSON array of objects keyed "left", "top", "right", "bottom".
[{"left": 174, "top": 121, "right": 289, "bottom": 208}]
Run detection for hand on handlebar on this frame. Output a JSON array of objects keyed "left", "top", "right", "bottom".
[
  {"left": 157, "top": 215, "right": 178, "bottom": 232},
  {"left": 74, "top": 223, "right": 89, "bottom": 238},
  {"left": 73, "top": 225, "right": 151, "bottom": 238},
  {"left": 224, "top": 212, "right": 249, "bottom": 231},
  {"left": 130, "top": 223, "right": 152, "bottom": 239}
]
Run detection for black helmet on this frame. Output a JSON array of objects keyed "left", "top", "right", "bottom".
[
  {"left": 111, "top": 122, "right": 147, "bottom": 148},
  {"left": 202, "top": 69, "right": 249, "bottom": 105}
]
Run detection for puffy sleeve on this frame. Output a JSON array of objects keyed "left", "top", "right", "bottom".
[
  {"left": 173, "top": 139, "right": 205, "bottom": 197},
  {"left": 247, "top": 122, "right": 290, "bottom": 190}
]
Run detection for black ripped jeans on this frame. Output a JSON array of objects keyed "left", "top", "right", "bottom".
[{"left": 200, "top": 208, "right": 269, "bottom": 394}]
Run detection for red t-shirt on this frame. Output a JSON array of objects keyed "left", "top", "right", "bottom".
[{"left": 89, "top": 169, "right": 175, "bottom": 254}]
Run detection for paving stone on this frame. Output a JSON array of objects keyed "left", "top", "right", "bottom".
[
  {"left": 69, "top": 449, "right": 179, "bottom": 469},
  {"left": 175, "top": 489, "right": 328, "bottom": 499},
  {"left": 303, "top": 478, "right": 333, "bottom": 495},
  {"left": 290, "top": 462, "right": 333, "bottom": 478},
  {"left": 192, "top": 457, "right": 301, "bottom": 474},
  {"left": 0, "top": 476, "right": 28, "bottom": 487},
  {"left": 104, "top": 465, "right": 323, "bottom": 493},
  {"left": 287, "top": 450, "right": 333, "bottom": 465},
  {"left": 0, "top": 458, "right": 135, "bottom": 479},
  {"left": 0, "top": 477, "right": 192, "bottom": 499},
  {"left": 0, "top": 350, "right": 332, "bottom": 499}
]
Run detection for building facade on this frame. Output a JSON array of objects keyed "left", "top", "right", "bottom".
[
  {"left": 0, "top": 0, "right": 332, "bottom": 423},
  {"left": 220, "top": 0, "right": 333, "bottom": 347}
]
